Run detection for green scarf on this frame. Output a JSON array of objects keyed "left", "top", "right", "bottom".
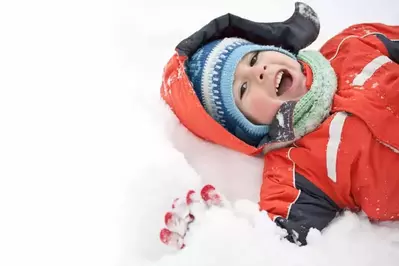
[{"left": 294, "top": 50, "right": 337, "bottom": 138}]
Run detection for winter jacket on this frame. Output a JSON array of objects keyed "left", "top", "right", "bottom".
[{"left": 160, "top": 2, "right": 399, "bottom": 245}]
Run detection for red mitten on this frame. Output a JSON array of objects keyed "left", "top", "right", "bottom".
[{"left": 159, "top": 184, "right": 225, "bottom": 249}]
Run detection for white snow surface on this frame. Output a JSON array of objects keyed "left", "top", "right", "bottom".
[{"left": 1, "top": 0, "right": 399, "bottom": 266}]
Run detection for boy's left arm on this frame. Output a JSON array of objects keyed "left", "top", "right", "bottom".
[
  {"left": 371, "top": 24, "right": 399, "bottom": 64},
  {"left": 376, "top": 34, "right": 399, "bottom": 64},
  {"left": 336, "top": 23, "right": 399, "bottom": 63}
]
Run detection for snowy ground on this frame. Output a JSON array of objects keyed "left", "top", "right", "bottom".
[{"left": 1, "top": 0, "right": 399, "bottom": 265}]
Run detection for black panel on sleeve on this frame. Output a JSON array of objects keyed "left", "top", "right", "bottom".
[
  {"left": 377, "top": 34, "right": 399, "bottom": 64},
  {"left": 275, "top": 172, "right": 341, "bottom": 245}
]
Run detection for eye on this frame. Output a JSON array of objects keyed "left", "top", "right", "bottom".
[
  {"left": 240, "top": 82, "right": 247, "bottom": 99},
  {"left": 250, "top": 51, "right": 259, "bottom": 67}
]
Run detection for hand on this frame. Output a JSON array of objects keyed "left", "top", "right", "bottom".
[{"left": 159, "top": 184, "right": 227, "bottom": 249}]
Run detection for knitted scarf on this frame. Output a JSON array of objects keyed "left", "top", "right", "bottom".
[
  {"left": 294, "top": 50, "right": 337, "bottom": 137},
  {"left": 263, "top": 50, "right": 337, "bottom": 146}
]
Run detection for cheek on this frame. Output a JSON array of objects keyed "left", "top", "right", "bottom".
[{"left": 246, "top": 94, "right": 282, "bottom": 124}]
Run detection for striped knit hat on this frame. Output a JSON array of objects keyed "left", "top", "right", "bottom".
[{"left": 186, "top": 38, "right": 296, "bottom": 146}]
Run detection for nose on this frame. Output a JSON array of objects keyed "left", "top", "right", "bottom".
[{"left": 253, "top": 65, "right": 267, "bottom": 81}]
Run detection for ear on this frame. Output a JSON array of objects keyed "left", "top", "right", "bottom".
[{"left": 176, "top": 2, "right": 320, "bottom": 57}]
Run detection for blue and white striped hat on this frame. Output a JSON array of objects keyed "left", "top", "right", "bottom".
[{"left": 186, "top": 38, "right": 296, "bottom": 146}]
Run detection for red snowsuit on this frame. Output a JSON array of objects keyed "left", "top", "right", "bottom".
[{"left": 160, "top": 14, "right": 399, "bottom": 243}]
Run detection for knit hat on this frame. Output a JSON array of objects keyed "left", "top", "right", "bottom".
[{"left": 186, "top": 38, "right": 297, "bottom": 146}]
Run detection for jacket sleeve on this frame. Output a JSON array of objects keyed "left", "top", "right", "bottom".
[
  {"left": 376, "top": 31, "right": 399, "bottom": 63},
  {"left": 323, "top": 23, "right": 399, "bottom": 150},
  {"left": 359, "top": 23, "right": 399, "bottom": 63},
  {"left": 321, "top": 23, "right": 399, "bottom": 64},
  {"left": 260, "top": 154, "right": 341, "bottom": 245}
]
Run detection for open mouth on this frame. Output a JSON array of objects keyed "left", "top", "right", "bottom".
[{"left": 275, "top": 70, "right": 293, "bottom": 96}]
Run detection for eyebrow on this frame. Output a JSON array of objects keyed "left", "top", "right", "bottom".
[{"left": 232, "top": 53, "right": 251, "bottom": 94}]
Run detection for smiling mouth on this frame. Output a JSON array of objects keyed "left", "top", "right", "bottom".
[{"left": 275, "top": 70, "right": 293, "bottom": 96}]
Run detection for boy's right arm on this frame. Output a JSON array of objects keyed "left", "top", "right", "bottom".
[{"left": 260, "top": 153, "right": 342, "bottom": 245}]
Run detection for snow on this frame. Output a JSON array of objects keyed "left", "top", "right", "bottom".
[
  {"left": 298, "top": 2, "right": 320, "bottom": 28},
  {"left": 0, "top": 0, "right": 399, "bottom": 266},
  {"left": 276, "top": 112, "right": 285, "bottom": 128}
]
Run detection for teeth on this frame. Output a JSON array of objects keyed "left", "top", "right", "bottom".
[{"left": 275, "top": 71, "right": 284, "bottom": 93}]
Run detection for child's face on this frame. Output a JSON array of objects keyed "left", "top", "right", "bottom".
[{"left": 233, "top": 51, "right": 307, "bottom": 125}]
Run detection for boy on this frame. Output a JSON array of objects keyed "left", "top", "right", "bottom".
[{"left": 159, "top": 2, "right": 399, "bottom": 248}]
